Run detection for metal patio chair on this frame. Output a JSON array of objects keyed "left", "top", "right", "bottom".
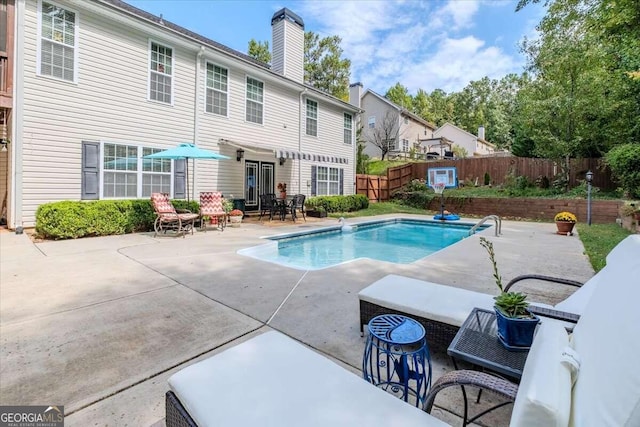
[
  {"left": 150, "top": 193, "right": 199, "bottom": 238},
  {"left": 199, "top": 192, "right": 226, "bottom": 232}
]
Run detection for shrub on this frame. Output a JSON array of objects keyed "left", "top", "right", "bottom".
[
  {"left": 605, "top": 143, "right": 640, "bottom": 199},
  {"left": 35, "top": 199, "right": 200, "bottom": 240},
  {"left": 484, "top": 172, "right": 491, "bottom": 186},
  {"left": 305, "top": 195, "right": 368, "bottom": 213}
]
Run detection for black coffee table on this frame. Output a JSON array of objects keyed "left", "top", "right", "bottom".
[{"left": 448, "top": 307, "right": 529, "bottom": 380}]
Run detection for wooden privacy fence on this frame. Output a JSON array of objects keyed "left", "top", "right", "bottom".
[
  {"left": 357, "top": 157, "right": 615, "bottom": 202},
  {"left": 356, "top": 174, "right": 388, "bottom": 202}
]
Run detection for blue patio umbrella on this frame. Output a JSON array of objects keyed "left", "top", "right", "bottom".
[{"left": 144, "top": 143, "right": 230, "bottom": 201}]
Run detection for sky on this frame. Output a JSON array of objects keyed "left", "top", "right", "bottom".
[{"left": 126, "top": 0, "right": 546, "bottom": 95}]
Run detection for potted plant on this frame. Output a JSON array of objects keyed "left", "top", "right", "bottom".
[
  {"left": 554, "top": 211, "right": 577, "bottom": 235},
  {"left": 306, "top": 206, "right": 327, "bottom": 218},
  {"left": 277, "top": 182, "right": 287, "bottom": 199},
  {"left": 228, "top": 209, "right": 244, "bottom": 227},
  {"left": 479, "top": 237, "right": 539, "bottom": 349}
]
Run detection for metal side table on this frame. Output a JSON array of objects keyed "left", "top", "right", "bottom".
[
  {"left": 447, "top": 308, "right": 529, "bottom": 426},
  {"left": 363, "top": 314, "right": 432, "bottom": 408}
]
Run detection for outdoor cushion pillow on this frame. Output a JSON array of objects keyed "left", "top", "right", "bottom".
[{"left": 509, "top": 321, "right": 572, "bottom": 427}]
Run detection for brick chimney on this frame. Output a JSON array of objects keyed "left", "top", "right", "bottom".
[
  {"left": 349, "top": 82, "right": 363, "bottom": 108},
  {"left": 271, "top": 8, "right": 305, "bottom": 83}
]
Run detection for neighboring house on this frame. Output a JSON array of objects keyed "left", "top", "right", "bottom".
[
  {"left": 349, "top": 85, "right": 438, "bottom": 160},
  {"left": 432, "top": 123, "right": 496, "bottom": 157},
  {"left": 5, "top": 1, "right": 359, "bottom": 228}
]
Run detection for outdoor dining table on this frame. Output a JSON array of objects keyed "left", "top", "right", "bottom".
[{"left": 275, "top": 196, "right": 295, "bottom": 221}]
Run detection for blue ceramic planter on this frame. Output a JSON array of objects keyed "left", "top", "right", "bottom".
[{"left": 494, "top": 307, "right": 540, "bottom": 349}]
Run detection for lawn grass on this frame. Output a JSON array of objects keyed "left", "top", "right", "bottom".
[
  {"left": 367, "top": 160, "right": 411, "bottom": 176},
  {"left": 329, "top": 201, "right": 429, "bottom": 218},
  {"left": 577, "top": 223, "right": 632, "bottom": 272}
]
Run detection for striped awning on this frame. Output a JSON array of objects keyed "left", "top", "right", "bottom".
[{"left": 275, "top": 149, "right": 349, "bottom": 164}]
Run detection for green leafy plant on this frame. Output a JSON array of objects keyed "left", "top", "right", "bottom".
[
  {"left": 479, "top": 237, "right": 530, "bottom": 318},
  {"left": 605, "top": 143, "right": 640, "bottom": 199},
  {"left": 222, "top": 198, "right": 234, "bottom": 213}
]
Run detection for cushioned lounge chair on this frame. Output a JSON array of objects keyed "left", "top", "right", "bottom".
[
  {"left": 198, "top": 192, "right": 226, "bottom": 232},
  {"left": 359, "top": 235, "right": 639, "bottom": 351},
  {"left": 151, "top": 193, "right": 199, "bottom": 238}
]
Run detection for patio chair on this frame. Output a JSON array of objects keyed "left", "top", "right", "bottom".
[
  {"left": 259, "top": 193, "right": 278, "bottom": 221},
  {"left": 291, "top": 194, "right": 306, "bottom": 222},
  {"left": 150, "top": 193, "right": 199, "bottom": 238},
  {"left": 198, "top": 192, "right": 226, "bottom": 232}
]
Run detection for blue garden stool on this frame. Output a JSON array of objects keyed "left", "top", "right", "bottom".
[{"left": 362, "top": 314, "right": 432, "bottom": 408}]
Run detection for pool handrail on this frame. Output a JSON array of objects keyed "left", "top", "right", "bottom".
[{"left": 469, "top": 215, "right": 501, "bottom": 237}]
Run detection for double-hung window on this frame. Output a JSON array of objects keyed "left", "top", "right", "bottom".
[
  {"left": 368, "top": 116, "right": 376, "bottom": 129},
  {"left": 206, "top": 63, "right": 228, "bottom": 116},
  {"left": 149, "top": 41, "right": 173, "bottom": 104},
  {"left": 102, "top": 144, "right": 171, "bottom": 198},
  {"left": 39, "top": 1, "right": 77, "bottom": 82},
  {"left": 402, "top": 139, "right": 409, "bottom": 151},
  {"left": 343, "top": 113, "right": 353, "bottom": 145},
  {"left": 246, "top": 76, "right": 264, "bottom": 124},
  {"left": 317, "top": 166, "right": 340, "bottom": 195},
  {"left": 306, "top": 99, "right": 318, "bottom": 136}
]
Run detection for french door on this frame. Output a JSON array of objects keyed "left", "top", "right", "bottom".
[{"left": 244, "top": 161, "right": 275, "bottom": 211}]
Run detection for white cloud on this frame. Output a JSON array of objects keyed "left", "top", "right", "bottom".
[
  {"left": 439, "top": 0, "right": 480, "bottom": 30},
  {"left": 300, "top": 0, "right": 526, "bottom": 94}
]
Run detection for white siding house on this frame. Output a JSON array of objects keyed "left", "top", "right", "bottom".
[
  {"left": 7, "top": 0, "right": 359, "bottom": 228},
  {"left": 352, "top": 87, "right": 436, "bottom": 160},
  {"left": 433, "top": 123, "right": 496, "bottom": 157}
]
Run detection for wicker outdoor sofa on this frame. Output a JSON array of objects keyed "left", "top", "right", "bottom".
[{"left": 359, "top": 274, "right": 582, "bottom": 352}]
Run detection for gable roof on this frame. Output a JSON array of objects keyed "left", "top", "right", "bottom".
[
  {"left": 96, "top": 0, "right": 359, "bottom": 112},
  {"left": 362, "top": 89, "right": 436, "bottom": 129},
  {"left": 434, "top": 122, "right": 495, "bottom": 148}
]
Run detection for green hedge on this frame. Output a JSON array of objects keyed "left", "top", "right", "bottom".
[
  {"left": 305, "top": 194, "right": 369, "bottom": 213},
  {"left": 35, "top": 199, "right": 200, "bottom": 240}
]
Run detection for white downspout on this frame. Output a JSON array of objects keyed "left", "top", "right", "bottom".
[
  {"left": 298, "top": 88, "right": 307, "bottom": 194},
  {"left": 192, "top": 46, "right": 204, "bottom": 200},
  {"left": 11, "top": 0, "right": 25, "bottom": 230}
]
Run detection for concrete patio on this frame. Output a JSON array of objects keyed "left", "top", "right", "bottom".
[{"left": 0, "top": 215, "right": 594, "bottom": 426}]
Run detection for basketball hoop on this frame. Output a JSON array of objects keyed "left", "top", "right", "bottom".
[{"left": 431, "top": 182, "right": 446, "bottom": 195}]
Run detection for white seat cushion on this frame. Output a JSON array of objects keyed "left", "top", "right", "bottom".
[
  {"left": 359, "top": 275, "right": 496, "bottom": 327},
  {"left": 569, "top": 261, "right": 640, "bottom": 426},
  {"left": 168, "top": 331, "right": 448, "bottom": 427},
  {"left": 510, "top": 321, "right": 573, "bottom": 427}
]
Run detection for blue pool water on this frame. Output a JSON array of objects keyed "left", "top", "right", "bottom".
[{"left": 239, "top": 219, "right": 483, "bottom": 270}]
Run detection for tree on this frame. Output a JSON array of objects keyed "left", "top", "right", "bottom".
[
  {"left": 385, "top": 83, "right": 412, "bottom": 109},
  {"left": 412, "top": 89, "right": 432, "bottom": 122},
  {"left": 304, "top": 32, "right": 351, "bottom": 100},
  {"left": 248, "top": 39, "right": 271, "bottom": 63},
  {"left": 246, "top": 31, "right": 351, "bottom": 100},
  {"left": 365, "top": 111, "right": 401, "bottom": 161},
  {"left": 427, "top": 89, "right": 455, "bottom": 126},
  {"left": 355, "top": 126, "right": 370, "bottom": 174}
]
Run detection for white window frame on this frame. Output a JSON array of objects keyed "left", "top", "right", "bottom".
[
  {"left": 343, "top": 113, "right": 353, "bottom": 145},
  {"left": 148, "top": 39, "right": 175, "bottom": 105},
  {"left": 316, "top": 166, "right": 341, "bottom": 196},
  {"left": 100, "top": 142, "right": 173, "bottom": 199},
  {"left": 36, "top": 0, "right": 79, "bottom": 84},
  {"left": 402, "top": 139, "right": 409, "bottom": 152},
  {"left": 305, "top": 99, "right": 318, "bottom": 137},
  {"left": 368, "top": 116, "right": 376, "bottom": 129},
  {"left": 205, "top": 61, "right": 229, "bottom": 117},
  {"left": 245, "top": 75, "right": 264, "bottom": 125}
]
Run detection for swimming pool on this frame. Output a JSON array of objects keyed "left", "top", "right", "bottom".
[{"left": 238, "top": 218, "right": 485, "bottom": 270}]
